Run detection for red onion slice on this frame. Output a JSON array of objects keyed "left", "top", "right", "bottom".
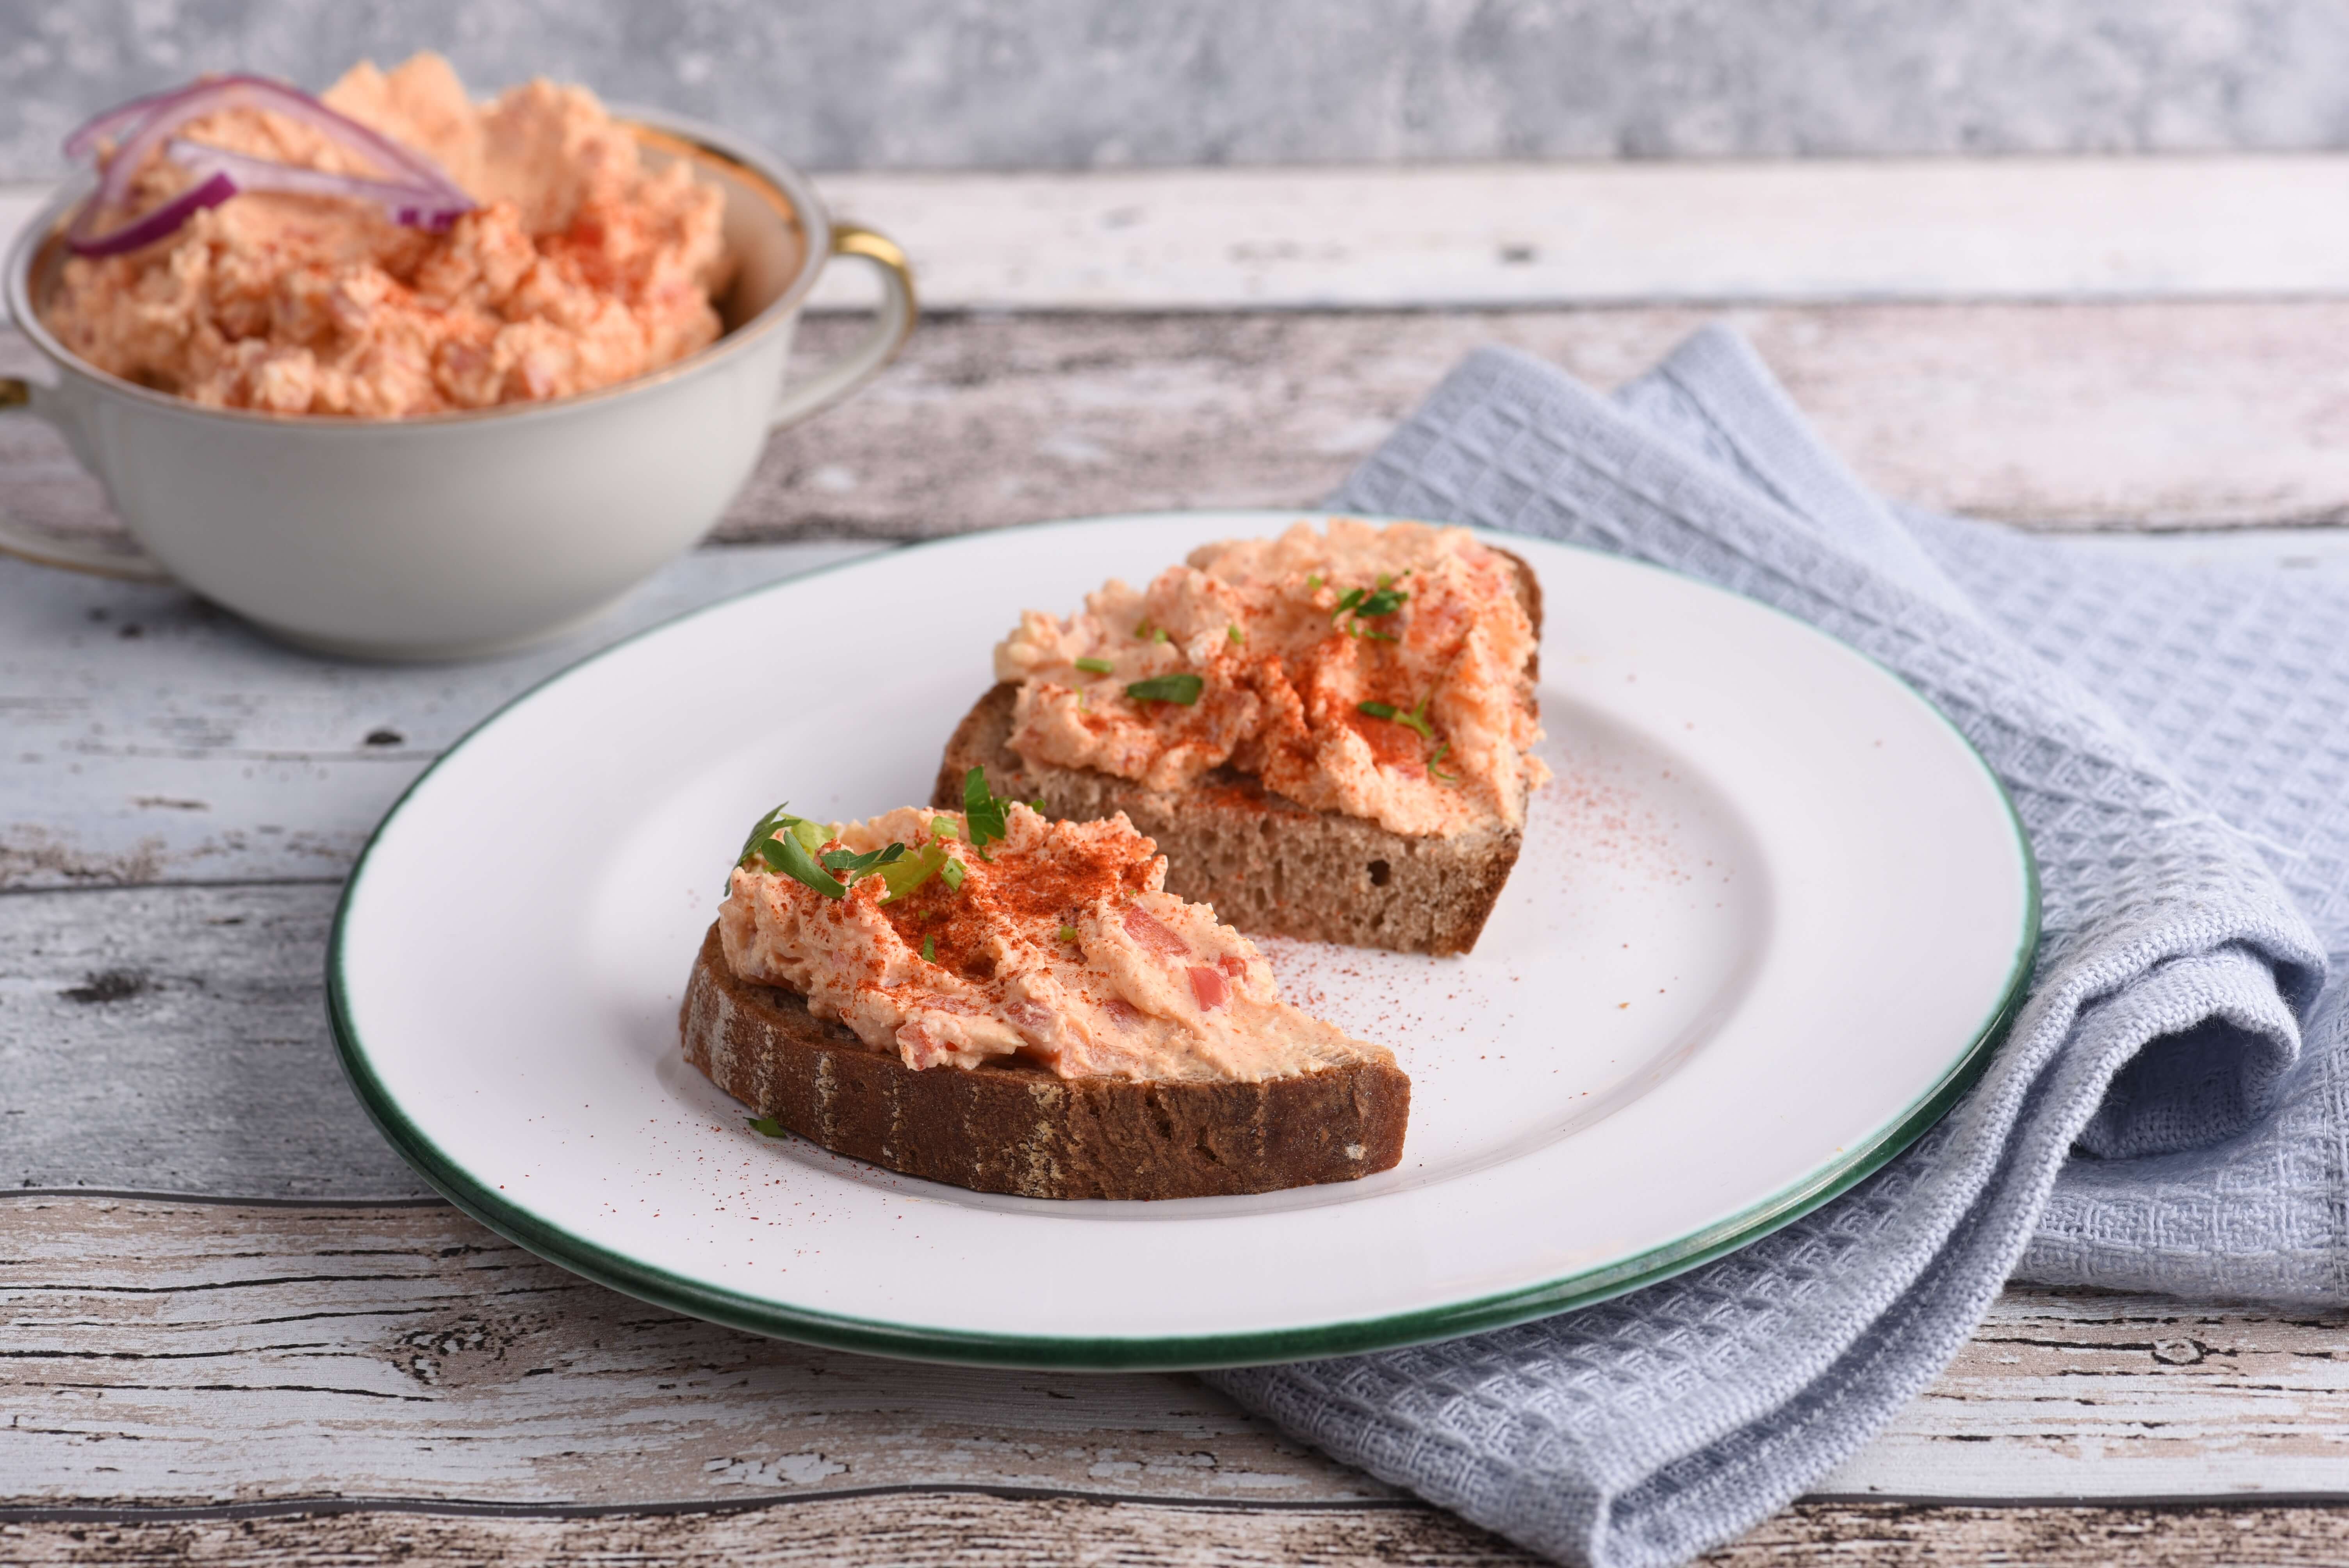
[
  {"left": 67, "top": 170, "right": 238, "bottom": 258},
  {"left": 63, "top": 73, "right": 474, "bottom": 256},
  {"left": 62, "top": 82, "right": 192, "bottom": 160},
  {"left": 166, "top": 138, "right": 471, "bottom": 230}
]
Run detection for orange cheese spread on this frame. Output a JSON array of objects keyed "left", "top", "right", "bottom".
[
  {"left": 718, "top": 803, "right": 1388, "bottom": 1083},
  {"left": 994, "top": 519, "right": 1549, "bottom": 838},
  {"left": 40, "top": 53, "right": 732, "bottom": 417}
]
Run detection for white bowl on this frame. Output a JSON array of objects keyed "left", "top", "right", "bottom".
[{"left": 0, "top": 108, "right": 914, "bottom": 660}]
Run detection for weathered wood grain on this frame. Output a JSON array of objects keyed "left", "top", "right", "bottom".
[
  {"left": 795, "top": 159, "right": 2349, "bottom": 310},
  {"left": 5, "top": 1498, "right": 2349, "bottom": 1568},
  {"left": 0, "top": 542, "right": 879, "bottom": 890},
  {"left": 5, "top": 1196, "right": 2346, "bottom": 1509},
  {"left": 751, "top": 305, "right": 2349, "bottom": 538},
  {"left": 0, "top": 1196, "right": 1379, "bottom": 1509},
  {"left": 0, "top": 884, "right": 428, "bottom": 1198}
]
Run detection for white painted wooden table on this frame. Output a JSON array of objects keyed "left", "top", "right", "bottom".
[{"left": 7, "top": 161, "right": 2349, "bottom": 1565}]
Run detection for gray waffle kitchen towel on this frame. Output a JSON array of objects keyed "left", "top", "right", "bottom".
[{"left": 1208, "top": 326, "right": 2347, "bottom": 1567}]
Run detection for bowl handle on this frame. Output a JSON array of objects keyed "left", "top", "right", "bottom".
[
  {"left": 768, "top": 222, "right": 918, "bottom": 431},
  {"left": 0, "top": 378, "right": 173, "bottom": 582}
]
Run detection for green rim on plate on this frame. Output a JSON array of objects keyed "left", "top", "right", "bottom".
[{"left": 325, "top": 511, "right": 2042, "bottom": 1371}]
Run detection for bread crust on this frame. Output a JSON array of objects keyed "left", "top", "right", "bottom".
[
  {"left": 681, "top": 925, "right": 1410, "bottom": 1200},
  {"left": 936, "top": 547, "right": 1543, "bottom": 957}
]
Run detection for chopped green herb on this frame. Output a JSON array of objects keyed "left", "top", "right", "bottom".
[
  {"left": 940, "top": 856, "right": 968, "bottom": 892},
  {"left": 1331, "top": 586, "right": 1367, "bottom": 621},
  {"left": 820, "top": 841, "right": 908, "bottom": 876},
  {"left": 747, "top": 1115, "right": 788, "bottom": 1138},
  {"left": 1358, "top": 693, "right": 1435, "bottom": 740},
  {"left": 1126, "top": 672, "right": 1205, "bottom": 705},
  {"left": 735, "top": 804, "right": 831, "bottom": 871},
  {"left": 1030, "top": 798, "right": 1046, "bottom": 811},
  {"left": 1429, "top": 740, "right": 1461, "bottom": 784},
  {"left": 1227, "top": 624, "right": 1243, "bottom": 643},
  {"left": 1355, "top": 586, "right": 1409, "bottom": 618},
  {"left": 932, "top": 816, "right": 959, "bottom": 838},
  {"left": 757, "top": 828, "right": 848, "bottom": 898},
  {"left": 963, "top": 765, "right": 1013, "bottom": 849},
  {"left": 1075, "top": 656, "right": 1116, "bottom": 675},
  {"left": 878, "top": 842, "right": 947, "bottom": 901},
  {"left": 1366, "top": 629, "right": 1399, "bottom": 642},
  {"left": 1151, "top": 627, "right": 1169, "bottom": 644},
  {"left": 736, "top": 804, "right": 796, "bottom": 864},
  {"left": 1305, "top": 574, "right": 1322, "bottom": 591},
  {"left": 921, "top": 935, "right": 936, "bottom": 962},
  {"left": 1057, "top": 925, "right": 1079, "bottom": 943},
  {"left": 1133, "top": 621, "right": 1154, "bottom": 641}
]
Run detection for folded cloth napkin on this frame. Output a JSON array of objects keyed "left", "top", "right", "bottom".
[{"left": 1208, "top": 326, "right": 2348, "bottom": 1568}]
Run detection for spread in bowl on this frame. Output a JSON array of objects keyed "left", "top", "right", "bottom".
[{"left": 40, "top": 53, "right": 734, "bottom": 418}]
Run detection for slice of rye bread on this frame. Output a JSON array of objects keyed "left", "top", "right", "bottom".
[
  {"left": 681, "top": 926, "right": 1411, "bottom": 1200},
  {"left": 932, "top": 550, "right": 1543, "bottom": 957}
]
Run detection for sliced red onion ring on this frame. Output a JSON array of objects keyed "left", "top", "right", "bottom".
[
  {"left": 61, "top": 82, "right": 192, "bottom": 161},
  {"left": 166, "top": 138, "right": 471, "bottom": 230},
  {"left": 62, "top": 73, "right": 474, "bottom": 256},
  {"left": 66, "top": 170, "right": 239, "bottom": 258}
]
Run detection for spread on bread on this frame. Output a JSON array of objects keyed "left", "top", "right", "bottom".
[
  {"left": 993, "top": 519, "right": 1548, "bottom": 839},
  {"left": 716, "top": 772, "right": 1392, "bottom": 1084}
]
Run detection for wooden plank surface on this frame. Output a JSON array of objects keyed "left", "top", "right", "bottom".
[
  {"left": 4, "top": 1195, "right": 2346, "bottom": 1509},
  {"left": 0, "top": 542, "right": 879, "bottom": 893},
  {"left": 20, "top": 157, "right": 2349, "bottom": 312},
  {"left": 11, "top": 1498, "right": 2349, "bottom": 1568}
]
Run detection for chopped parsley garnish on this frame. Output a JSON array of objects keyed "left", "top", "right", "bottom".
[
  {"left": 932, "top": 816, "right": 959, "bottom": 838},
  {"left": 1126, "top": 672, "right": 1204, "bottom": 705},
  {"left": 1075, "top": 656, "right": 1116, "bottom": 675},
  {"left": 921, "top": 935, "right": 936, "bottom": 962},
  {"left": 756, "top": 824, "right": 848, "bottom": 898},
  {"left": 1332, "top": 569, "right": 1411, "bottom": 628},
  {"left": 820, "top": 842, "right": 907, "bottom": 876},
  {"left": 940, "top": 856, "right": 968, "bottom": 892},
  {"left": 747, "top": 1116, "right": 788, "bottom": 1139},
  {"left": 1057, "top": 924, "right": 1079, "bottom": 943},
  {"left": 1133, "top": 621, "right": 1155, "bottom": 641},
  {"left": 878, "top": 842, "right": 948, "bottom": 901},
  {"left": 1428, "top": 740, "right": 1460, "bottom": 784},
  {"left": 734, "top": 804, "right": 850, "bottom": 895},
  {"left": 1305, "top": 574, "right": 1322, "bottom": 591},
  {"left": 1358, "top": 693, "right": 1435, "bottom": 740},
  {"left": 1227, "top": 624, "right": 1243, "bottom": 643},
  {"left": 962, "top": 765, "right": 1019, "bottom": 852}
]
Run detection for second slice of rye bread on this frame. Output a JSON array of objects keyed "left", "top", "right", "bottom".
[
  {"left": 934, "top": 548, "right": 1543, "bottom": 958},
  {"left": 936, "top": 688, "right": 1521, "bottom": 955}
]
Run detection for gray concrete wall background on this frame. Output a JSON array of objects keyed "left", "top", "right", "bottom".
[{"left": 7, "top": 0, "right": 2349, "bottom": 180}]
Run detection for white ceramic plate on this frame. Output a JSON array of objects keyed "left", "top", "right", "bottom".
[{"left": 331, "top": 511, "right": 2035, "bottom": 1370}]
